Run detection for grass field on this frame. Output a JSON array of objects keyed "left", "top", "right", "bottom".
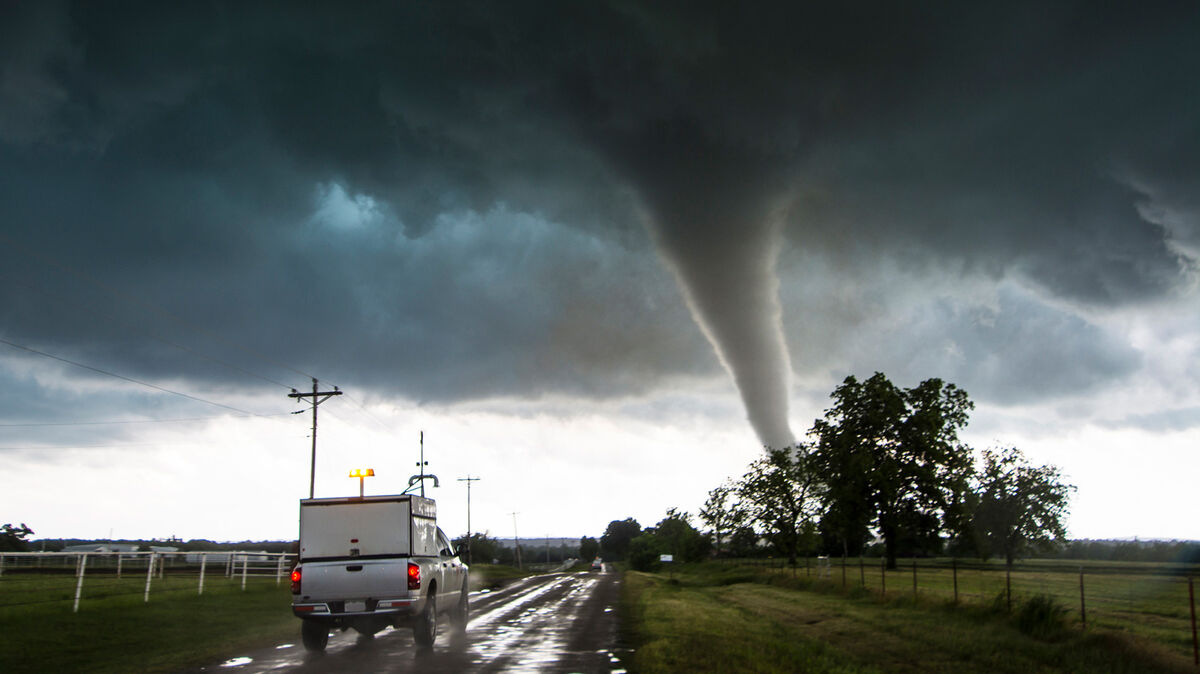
[
  {"left": 622, "top": 562, "right": 1199, "bottom": 673},
  {"left": 0, "top": 574, "right": 297, "bottom": 673},
  {"left": 754, "top": 556, "right": 1200, "bottom": 661},
  {"left": 469, "top": 562, "right": 551, "bottom": 589},
  {"left": 0, "top": 559, "right": 550, "bottom": 672}
]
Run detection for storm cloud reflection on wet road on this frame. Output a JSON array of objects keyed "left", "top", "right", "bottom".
[{"left": 193, "top": 570, "right": 626, "bottom": 673}]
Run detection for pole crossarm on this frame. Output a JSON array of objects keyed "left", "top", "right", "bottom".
[{"left": 288, "top": 389, "right": 342, "bottom": 404}]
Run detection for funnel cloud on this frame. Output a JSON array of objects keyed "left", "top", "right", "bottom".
[{"left": 591, "top": 119, "right": 799, "bottom": 449}]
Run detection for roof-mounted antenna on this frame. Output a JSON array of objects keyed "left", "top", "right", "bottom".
[{"left": 406, "top": 430, "right": 439, "bottom": 497}]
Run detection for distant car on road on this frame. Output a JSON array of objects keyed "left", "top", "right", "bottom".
[{"left": 590, "top": 558, "right": 603, "bottom": 572}]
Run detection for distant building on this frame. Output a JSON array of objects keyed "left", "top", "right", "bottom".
[{"left": 62, "top": 543, "right": 141, "bottom": 553}]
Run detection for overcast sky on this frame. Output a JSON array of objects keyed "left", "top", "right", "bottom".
[{"left": 2, "top": 2, "right": 1198, "bottom": 544}]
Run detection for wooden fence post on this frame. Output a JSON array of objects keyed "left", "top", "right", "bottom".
[
  {"left": 952, "top": 558, "right": 958, "bottom": 605},
  {"left": 199, "top": 553, "right": 208, "bottom": 595},
  {"left": 73, "top": 554, "right": 88, "bottom": 613},
  {"left": 1079, "top": 567, "right": 1086, "bottom": 629},
  {"left": 1006, "top": 563, "right": 1012, "bottom": 612},
  {"left": 1189, "top": 576, "right": 1197, "bottom": 666},
  {"left": 144, "top": 553, "right": 156, "bottom": 603}
]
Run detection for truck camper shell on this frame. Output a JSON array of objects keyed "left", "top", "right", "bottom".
[{"left": 299, "top": 494, "right": 438, "bottom": 562}]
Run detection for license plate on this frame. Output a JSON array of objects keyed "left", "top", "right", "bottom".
[{"left": 345, "top": 600, "right": 366, "bottom": 613}]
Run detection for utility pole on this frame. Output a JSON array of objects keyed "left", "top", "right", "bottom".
[
  {"left": 457, "top": 475, "right": 480, "bottom": 564},
  {"left": 288, "top": 378, "right": 342, "bottom": 499},
  {"left": 511, "top": 512, "right": 522, "bottom": 570}
]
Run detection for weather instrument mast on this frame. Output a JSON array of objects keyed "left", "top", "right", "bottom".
[{"left": 406, "top": 431, "right": 439, "bottom": 497}]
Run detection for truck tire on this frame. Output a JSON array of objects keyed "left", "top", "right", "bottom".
[
  {"left": 301, "top": 620, "right": 329, "bottom": 652},
  {"left": 450, "top": 580, "right": 469, "bottom": 634},
  {"left": 413, "top": 593, "right": 437, "bottom": 647}
]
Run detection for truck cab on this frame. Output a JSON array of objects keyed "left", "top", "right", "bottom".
[{"left": 290, "top": 494, "right": 468, "bottom": 650}]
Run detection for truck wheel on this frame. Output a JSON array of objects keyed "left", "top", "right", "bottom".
[
  {"left": 413, "top": 593, "right": 437, "bottom": 647},
  {"left": 301, "top": 620, "right": 329, "bottom": 652},
  {"left": 450, "top": 581, "right": 469, "bottom": 634}
]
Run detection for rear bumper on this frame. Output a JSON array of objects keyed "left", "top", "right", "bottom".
[{"left": 293, "top": 597, "right": 418, "bottom": 621}]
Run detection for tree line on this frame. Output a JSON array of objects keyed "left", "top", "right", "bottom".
[
  {"left": 700, "top": 372, "right": 1075, "bottom": 569},
  {"left": 594, "top": 372, "right": 1079, "bottom": 572}
]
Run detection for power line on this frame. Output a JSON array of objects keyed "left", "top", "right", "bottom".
[
  {"left": 0, "top": 232, "right": 317, "bottom": 384},
  {"left": 2, "top": 274, "right": 297, "bottom": 391},
  {"left": 0, "top": 337, "right": 272, "bottom": 418},
  {"left": 335, "top": 391, "right": 394, "bottom": 433},
  {"left": 0, "top": 413, "right": 291, "bottom": 428},
  {"left": 0, "top": 442, "right": 176, "bottom": 451},
  {"left": 0, "top": 236, "right": 402, "bottom": 439}
]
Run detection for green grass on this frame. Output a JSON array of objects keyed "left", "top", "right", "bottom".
[
  {"left": 0, "top": 560, "right": 570, "bottom": 673},
  {"left": 623, "top": 562, "right": 1197, "bottom": 673},
  {"left": 762, "top": 557, "right": 1200, "bottom": 659},
  {"left": 468, "top": 562, "right": 544, "bottom": 590},
  {"left": 0, "top": 575, "right": 297, "bottom": 673}
]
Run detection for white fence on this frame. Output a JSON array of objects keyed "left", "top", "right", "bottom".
[{"left": 0, "top": 550, "right": 296, "bottom": 613}]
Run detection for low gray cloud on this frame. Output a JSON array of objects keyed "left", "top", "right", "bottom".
[{"left": 1104, "top": 407, "right": 1200, "bottom": 434}]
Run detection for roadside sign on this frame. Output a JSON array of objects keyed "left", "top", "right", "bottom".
[{"left": 659, "top": 554, "right": 674, "bottom": 562}]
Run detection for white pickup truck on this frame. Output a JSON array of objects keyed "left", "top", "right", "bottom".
[{"left": 290, "top": 494, "right": 469, "bottom": 651}]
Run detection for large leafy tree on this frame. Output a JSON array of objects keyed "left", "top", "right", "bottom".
[
  {"left": 599, "top": 518, "right": 642, "bottom": 561},
  {"left": 812, "top": 373, "right": 974, "bottom": 568},
  {"left": 453, "top": 531, "right": 511, "bottom": 565},
  {"left": 579, "top": 536, "right": 600, "bottom": 562},
  {"left": 626, "top": 510, "right": 710, "bottom": 571},
  {"left": 969, "top": 447, "right": 1074, "bottom": 567},
  {"left": 698, "top": 482, "right": 739, "bottom": 556},
  {"left": 655, "top": 509, "right": 711, "bottom": 563},
  {"left": 736, "top": 444, "right": 824, "bottom": 566}
]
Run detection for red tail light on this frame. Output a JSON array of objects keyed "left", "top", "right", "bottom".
[
  {"left": 407, "top": 562, "right": 421, "bottom": 590},
  {"left": 290, "top": 567, "right": 302, "bottom": 594}
]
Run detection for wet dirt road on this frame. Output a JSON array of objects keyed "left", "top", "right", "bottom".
[{"left": 190, "top": 569, "right": 627, "bottom": 673}]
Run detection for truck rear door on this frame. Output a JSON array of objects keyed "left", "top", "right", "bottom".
[{"left": 300, "top": 557, "right": 410, "bottom": 604}]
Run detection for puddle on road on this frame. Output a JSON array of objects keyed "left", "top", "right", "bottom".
[
  {"left": 274, "top": 643, "right": 295, "bottom": 650},
  {"left": 218, "top": 656, "right": 253, "bottom": 668}
]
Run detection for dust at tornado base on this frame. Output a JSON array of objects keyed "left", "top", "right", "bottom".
[{"left": 188, "top": 569, "right": 628, "bottom": 673}]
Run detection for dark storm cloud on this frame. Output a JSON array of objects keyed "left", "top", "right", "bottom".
[{"left": 1, "top": 1, "right": 1198, "bottom": 434}]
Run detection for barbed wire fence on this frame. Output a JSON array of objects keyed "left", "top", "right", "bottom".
[{"left": 724, "top": 555, "right": 1200, "bottom": 665}]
